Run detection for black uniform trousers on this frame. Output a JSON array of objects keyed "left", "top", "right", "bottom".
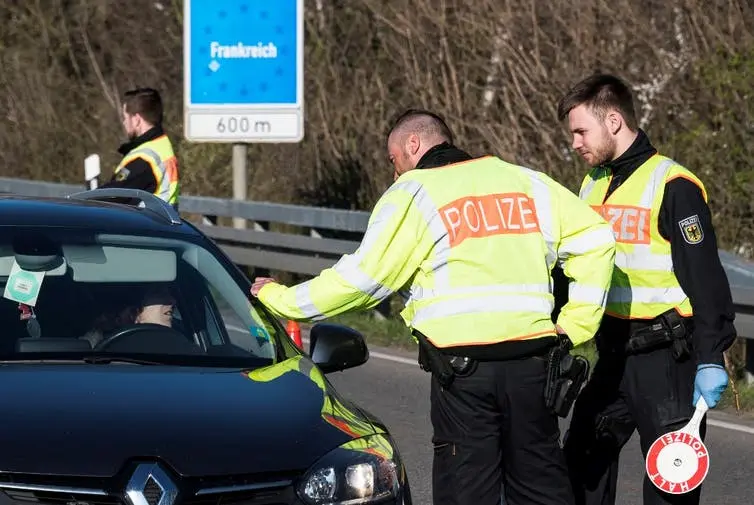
[
  {"left": 431, "top": 352, "right": 574, "bottom": 505},
  {"left": 563, "top": 331, "right": 704, "bottom": 505}
]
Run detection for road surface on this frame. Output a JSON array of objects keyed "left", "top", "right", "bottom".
[{"left": 323, "top": 342, "right": 754, "bottom": 505}]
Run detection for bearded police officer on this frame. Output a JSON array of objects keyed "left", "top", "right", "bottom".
[
  {"left": 556, "top": 74, "right": 736, "bottom": 505},
  {"left": 251, "top": 109, "right": 616, "bottom": 505}
]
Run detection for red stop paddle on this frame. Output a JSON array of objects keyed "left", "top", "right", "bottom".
[{"left": 645, "top": 396, "right": 709, "bottom": 494}]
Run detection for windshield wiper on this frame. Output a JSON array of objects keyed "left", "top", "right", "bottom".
[{"left": 82, "top": 355, "right": 165, "bottom": 365}]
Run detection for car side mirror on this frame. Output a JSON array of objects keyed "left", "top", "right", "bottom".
[{"left": 309, "top": 323, "right": 369, "bottom": 374}]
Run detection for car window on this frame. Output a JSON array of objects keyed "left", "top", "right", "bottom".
[
  {"left": 0, "top": 227, "right": 282, "bottom": 367},
  {"left": 187, "top": 250, "right": 278, "bottom": 358}
]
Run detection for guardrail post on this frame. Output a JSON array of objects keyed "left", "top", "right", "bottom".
[{"left": 84, "top": 154, "right": 101, "bottom": 190}]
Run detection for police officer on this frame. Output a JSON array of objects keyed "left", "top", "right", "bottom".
[
  {"left": 556, "top": 74, "right": 737, "bottom": 505},
  {"left": 101, "top": 87, "right": 180, "bottom": 210},
  {"left": 251, "top": 109, "right": 617, "bottom": 505}
]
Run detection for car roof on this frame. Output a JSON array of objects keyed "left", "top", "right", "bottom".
[{"left": 0, "top": 190, "right": 202, "bottom": 238}]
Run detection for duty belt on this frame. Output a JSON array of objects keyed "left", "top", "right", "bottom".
[
  {"left": 412, "top": 329, "right": 481, "bottom": 388},
  {"left": 624, "top": 309, "right": 690, "bottom": 359}
]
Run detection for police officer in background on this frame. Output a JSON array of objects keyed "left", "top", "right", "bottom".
[
  {"left": 556, "top": 73, "right": 736, "bottom": 505},
  {"left": 100, "top": 87, "right": 180, "bottom": 210},
  {"left": 251, "top": 109, "right": 617, "bottom": 505}
]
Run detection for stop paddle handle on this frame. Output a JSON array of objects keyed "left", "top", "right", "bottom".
[{"left": 686, "top": 395, "right": 709, "bottom": 437}]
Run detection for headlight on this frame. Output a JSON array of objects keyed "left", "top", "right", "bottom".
[{"left": 298, "top": 434, "right": 402, "bottom": 504}]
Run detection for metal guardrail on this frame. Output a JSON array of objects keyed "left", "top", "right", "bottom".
[
  {"left": 0, "top": 176, "right": 366, "bottom": 276},
  {"left": 2, "top": 176, "right": 754, "bottom": 340}
]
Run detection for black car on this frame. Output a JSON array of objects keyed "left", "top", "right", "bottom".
[{"left": 0, "top": 188, "right": 412, "bottom": 505}]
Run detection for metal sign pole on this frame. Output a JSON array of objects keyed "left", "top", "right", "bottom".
[{"left": 232, "top": 144, "right": 247, "bottom": 229}]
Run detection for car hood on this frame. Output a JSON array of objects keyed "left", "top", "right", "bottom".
[{"left": 0, "top": 357, "right": 373, "bottom": 477}]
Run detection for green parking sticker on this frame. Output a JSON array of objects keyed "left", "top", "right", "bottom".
[
  {"left": 3, "top": 261, "right": 45, "bottom": 306},
  {"left": 252, "top": 326, "right": 270, "bottom": 341}
]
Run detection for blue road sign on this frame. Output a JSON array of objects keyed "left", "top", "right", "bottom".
[{"left": 183, "top": 0, "right": 304, "bottom": 143}]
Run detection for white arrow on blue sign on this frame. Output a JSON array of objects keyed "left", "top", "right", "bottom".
[{"left": 183, "top": 0, "right": 304, "bottom": 143}]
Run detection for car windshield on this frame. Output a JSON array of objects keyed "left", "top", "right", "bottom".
[{"left": 0, "top": 227, "right": 282, "bottom": 367}]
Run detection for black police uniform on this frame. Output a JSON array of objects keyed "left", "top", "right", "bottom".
[{"left": 561, "top": 130, "right": 737, "bottom": 505}]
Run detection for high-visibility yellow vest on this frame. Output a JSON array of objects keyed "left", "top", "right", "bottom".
[
  {"left": 258, "top": 155, "right": 615, "bottom": 348},
  {"left": 116, "top": 134, "right": 179, "bottom": 207},
  {"left": 579, "top": 154, "right": 707, "bottom": 319}
]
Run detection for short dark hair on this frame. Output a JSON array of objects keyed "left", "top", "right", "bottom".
[
  {"left": 387, "top": 108, "right": 454, "bottom": 144},
  {"left": 123, "top": 87, "right": 163, "bottom": 126},
  {"left": 557, "top": 74, "right": 638, "bottom": 130}
]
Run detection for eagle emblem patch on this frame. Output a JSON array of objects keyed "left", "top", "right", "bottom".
[
  {"left": 115, "top": 168, "right": 130, "bottom": 181},
  {"left": 679, "top": 215, "right": 704, "bottom": 245}
]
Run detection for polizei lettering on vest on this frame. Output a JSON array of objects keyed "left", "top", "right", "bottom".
[
  {"left": 592, "top": 204, "right": 650, "bottom": 244},
  {"left": 210, "top": 42, "right": 278, "bottom": 59},
  {"left": 440, "top": 193, "right": 540, "bottom": 247}
]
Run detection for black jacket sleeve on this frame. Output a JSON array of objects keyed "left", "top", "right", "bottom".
[
  {"left": 550, "top": 264, "right": 570, "bottom": 323},
  {"left": 658, "top": 178, "right": 737, "bottom": 366},
  {"left": 100, "top": 158, "right": 157, "bottom": 193}
]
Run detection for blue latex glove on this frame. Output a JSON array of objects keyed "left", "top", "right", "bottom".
[{"left": 693, "top": 364, "right": 729, "bottom": 408}]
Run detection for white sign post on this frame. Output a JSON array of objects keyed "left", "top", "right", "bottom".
[
  {"left": 183, "top": 0, "right": 305, "bottom": 229},
  {"left": 84, "top": 154, "right": 101, "bottom": 190}
]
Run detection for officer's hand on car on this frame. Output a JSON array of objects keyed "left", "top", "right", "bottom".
[
  {"left": 693, "top": 364, "right": 729, "bottom": 408},
  {"left": 251, "top": 277, "right": 277, "bottom": 297}
]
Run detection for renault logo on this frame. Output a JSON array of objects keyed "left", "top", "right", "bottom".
[{"left": 125, "top": 463, "right": 178, "bottom": 505}]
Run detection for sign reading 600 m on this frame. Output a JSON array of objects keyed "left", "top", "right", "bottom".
[{"left": 216, "top": 116, "right": 271, "bottom": 135}]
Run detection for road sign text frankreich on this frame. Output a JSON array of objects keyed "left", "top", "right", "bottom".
[{"left": 439, "top": 193, "right": 540, "bottom": 247}]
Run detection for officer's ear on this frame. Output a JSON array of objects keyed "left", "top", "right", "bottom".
[
  {"left": 605, "top": 110, "right": 623, "bottom": 135},
  {"left": 406, "top": 133, "right": 421, "bottom": 156},
  {"left": 132, "top": 112, "right": 146, "bottom": 128}
]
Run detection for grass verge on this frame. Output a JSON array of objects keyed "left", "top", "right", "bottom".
[{"left": 323, "top": 311, "right": 417, "bottom": 351}]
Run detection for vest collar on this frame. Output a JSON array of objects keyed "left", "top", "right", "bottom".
[
  {"left": 118, "top": 125, "right": 165, "bottom": 156},
  {"left": 600, "top": 129, "right": 657, "bottom": 200},
  {"left": 415, "top": 142, "right": 473, "bottom": 169}
]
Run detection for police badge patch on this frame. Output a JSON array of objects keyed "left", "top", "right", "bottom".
[
  {"left": 115, "top": 168, "right": 130, "bottom": 181},
  {"left": 679, "top": 215, "right": 704, "bottom": 244}
]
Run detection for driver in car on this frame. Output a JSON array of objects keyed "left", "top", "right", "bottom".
[
  {"left": 133, "top": 287, "right": 175, "bottom": 327},
  {"left": 82, "top": 286, "right": 175, "bottom": 348}
]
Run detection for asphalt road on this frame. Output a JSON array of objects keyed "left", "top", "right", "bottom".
[{"left": 322, "top": 342, "right": 754, "bottom": 505}]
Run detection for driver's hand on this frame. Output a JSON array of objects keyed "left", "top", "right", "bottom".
[{"left": 251, "top": 277, "right": 277, "bottom": 297}]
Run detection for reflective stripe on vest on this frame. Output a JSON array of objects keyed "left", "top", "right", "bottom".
[
  {"left": 116, "top": 134, "right": 179, "bottom": 205},
  {"left": 579, "top": 155, "right": 704, "bottom": 319}
]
